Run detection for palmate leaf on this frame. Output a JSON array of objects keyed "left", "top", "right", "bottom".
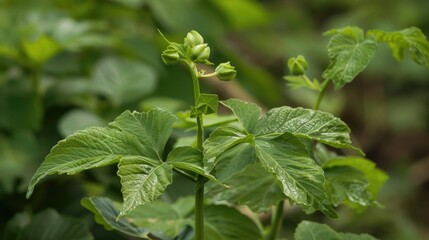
[
  {"left": 27, "top": 109, "right": 178, "bottom": 216},
  {"left": 255, "top": 134, "right": 337, "bottom": 217},
  {"left": 294, "top": 221, "right": 378, "bottom": 240},
  {"left": 204, "top": 99, "right": 361, "bottom": 216},
  {"left": 322, "top": 26, "right": 378, "bottom": 90},
  {"left": 26, "top": 127, "right": 143, "bottom": 198},
  {"left": 367, "top": 27, "right": 429, "bottom": 67}
]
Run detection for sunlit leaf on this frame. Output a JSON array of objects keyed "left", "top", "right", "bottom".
[
  {"left": 109, "top": 109, "right": 177, "bottom": 159},
  {"left": 254, "top": 105, "right": 360, "bottom": 153},
  {"left": 58, "top": 109, "right": 106, "bottom": 137},
  {"left": 26, "top": 127, "right": 143, "bottom": 198},
  {"left": 255, "top": 134, "right": 337, "bottom": 218},
  {"left": 221, "top": 99, "right": 261, "bottom": 132},
  {"left": 323, "top": 26, "right": 377, "bottom": 89},
  {"left": 118, "top": 156, "right": 173, "bottom": 216},
  {"left": 22, "top": 35, "right": 61, "bottom": 65}
]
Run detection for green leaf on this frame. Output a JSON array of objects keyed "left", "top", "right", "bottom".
[
  {"left": 367, "top": 27, "right": 429, "bottom": 67},
  {"left": 127, "top": 196, "right": 194, "bottom": 238},
  {"left": 294, "top": 221, "right": 378, "bottom": 240},
  {"left": 204, "top": 205, "right": 263, "bottom": 240},
  {"left": 221, "top": 99, "right": 261, "bottom": 132},
  {"left": 22, "top": 35, "right": 61, "bottom": 65},
  {"left": 109, "top": 109, "right": 178, "bottom": 159},
  {"left": 208, "top": 162, "right": 285, "bottom": 213},
  {"left": 26, "top": 127, "right": 143, "bottom": 198},
  {"left": 118, "top": 156, "right": 173, "bottom": 216},
  {"left": 323, "top": 157, "right": 388, "bottom": 208},
  {"left": 324, "top": 166, "right": 372, "bottom": 207},
  {"left": 191, "top": 93, "right": 219, "bottom": 117},
  {"left": 253, "top": 105, "right": 360, "bottom": 153},
  {"left": 91, "top": 57, "right": 157, "bottom": 106},
  {"left": 255, "top": 133, "right": 337, "bottom": 218},
  {"left": 58, "top": 109, "right": 106, "bottom": 137},
  {"left": 323, "top": 26, "right": 378, "bottom": 89},
  {"left": 18, "top": 209, "right": 93, "bottom": 240},
  {"left": 203, "top": 127, "right": 253, "bottom": 172},
  {"left": 166, "top": 146, "right": 226, "bottom": 186},
  {"left": 81, "top": 197, "right": 172, "bottom": 239}
]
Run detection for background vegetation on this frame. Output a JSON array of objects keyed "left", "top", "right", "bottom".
[{"left": 0, "top": 0, "right": 428, "bottom": 239}]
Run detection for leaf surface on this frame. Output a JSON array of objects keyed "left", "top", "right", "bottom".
[
  {"left": 255, "top": 134, "right": 337, "bottom": 217},
  {"left": 254, "top": 105, "right": 359, "bottom": 152},
  {"left": 118, "top": 156, "right": 173, "bottom": 215},
  {"left": 323, "top": 26, "right": 377, "bottom": 89},
  {"left": 26, "top": 127, "right": 143, "bottom": 198},
  {"left": 295, "top": 221, "right": 378, "bottom": 240},
  {"left": 221, "top": 99, "right": 261, "bottom": 132}
]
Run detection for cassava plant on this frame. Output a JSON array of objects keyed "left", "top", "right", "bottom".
[{"left": 26, "top": 26, "right": 429, "bottom": 239}]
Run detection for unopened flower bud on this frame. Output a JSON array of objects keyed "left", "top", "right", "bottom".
[
  {"left": 288, "top": 55, "right": 308, "bottom": 75},
  {"left": 161, "top": 46, "right": 180, "bottom": 65},
  {"left": 191, "top": 44, "right": 210, "bottom": 62},
  {"left": 215, "top": 62, "right": 236, "bottom": 81},
  {"left": 184, "top": 30, "right": 204, "bottom": 47}
]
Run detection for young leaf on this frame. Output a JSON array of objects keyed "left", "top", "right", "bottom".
[
  {"left": 203, "top": 127, "right": 253, "bottom": 172},
  {"left": 255, "top": 134, "right": 337, "bottom": 218},
  {"left": 190, "top": 93, "right": 219, "bottom": 117},
  {"left": 166, "top": 146, "right": 226, "bottom": 186},
  {"left": 26, "top": 127, "right": 143, "bottom": 198},
  {"left": 253, "top": 105, "right": 361, "bottom": 153},
  {"left": 322, "top": 26, "right": 378, "bottom": 89},
  {"left": 294, "top": 221, "right": 378, "bottom": 240},
  {"left": 109, "top": 109, "right": 178, "bottom": 159},
  {"left": 367, "top": 27, "right": 429, "bottom": 67},
  {"left": 221, "top": 99, "right": 261, "bottom": 132},
  {"left": 118, "top": 156, "right": 173, "bottom": 216}
]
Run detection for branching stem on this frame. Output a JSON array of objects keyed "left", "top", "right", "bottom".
[{"left": 314, "top": 79, "right": 330, "bottom": 111}]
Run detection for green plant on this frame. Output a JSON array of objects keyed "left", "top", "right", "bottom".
[{"left": 25, "top": 26, "right": 429, "bottom": 240}]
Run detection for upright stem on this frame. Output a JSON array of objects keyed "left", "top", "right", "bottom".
[
  {"left": 314, "top": 79, "right": 329, "bottom": 111},
  {"left": 189, "top": 62, "right": 205, "bottom": 240},
  {"left": 267, "top": 201, "right": 284, "bottom": 240}
]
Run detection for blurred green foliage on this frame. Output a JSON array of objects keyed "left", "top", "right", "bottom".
[{"left": 0, "top": 0, "right": 428, "bottom": 239}]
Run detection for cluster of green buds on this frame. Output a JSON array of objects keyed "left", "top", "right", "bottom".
[
  {"left": 160, "top": 30, "right": 237, "bottom": 81},
  {"left": 288, "top": 55, "right": 308, "bottom": 75}
]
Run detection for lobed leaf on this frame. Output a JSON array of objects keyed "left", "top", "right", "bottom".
[
  {"left": 221, "top": 99, "right": 261, "bottom": 132},
  {"left": 26, "top": 127, "right": 143, "bottom": 198},
  {"left": 118, "top": 156, "right": 173, "bottom": 216},
  {"left": 254, "top": 105, "right": 361, "bottom": 153},
  {"left": 367, "top": 27, "right": 429, "bottom": 67},
  {"left": 323, "top": 26, "right": 377, "bottom": 89},
  {"left": 255, "top": 134, "right": 337, "bottom": 218},
  {"left": 191, "top": 93, "right": 219, "bottom": 117},
  {"left": 110, "top": 109, "right": 177, "bottom": 159}
]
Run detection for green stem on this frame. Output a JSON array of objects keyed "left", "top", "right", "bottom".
[
  {"left": 267, "top": 201, "right": 284, "bottom": 240},
  {"left": 314, "top": 79, "right": 330, "bottom": 111},
  {"left": 189, "top": 62, "right": 205, "bottom": 240}
]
